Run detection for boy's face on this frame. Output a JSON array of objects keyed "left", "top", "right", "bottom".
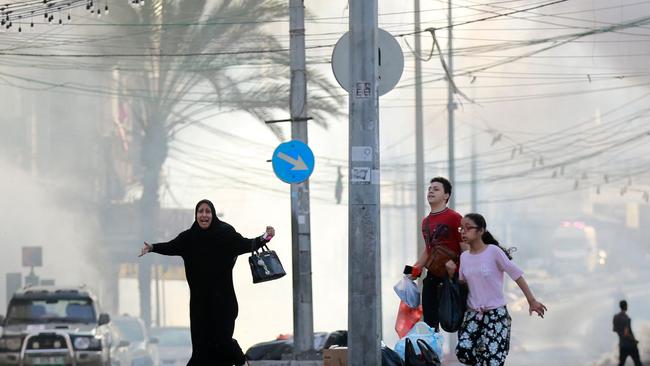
[{"left": 427, "top": 182, "right": 449, "bottom": 206}]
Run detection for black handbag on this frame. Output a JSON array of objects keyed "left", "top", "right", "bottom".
[
  {"left": 381, "top": 345, "right": 404, "bottom": 366},
  {"left": 416, "top": 339, "right": 441, "bottom": 366},
  {"left": 404, "top": 338, "right": 426, "bottom": 366},
  {"left": 405, "top": 338, "right": 441, "bottom": 366},
  {"left": 248, "top": 244, "right": 286, "bottom": 283}
]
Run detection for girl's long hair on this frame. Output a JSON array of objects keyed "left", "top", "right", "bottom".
[{"left": 464, "top": 213, "right": 513, "bottom": 260}]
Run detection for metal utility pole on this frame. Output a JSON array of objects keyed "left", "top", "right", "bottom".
[
  {"left": 348, "top": 0, "right": 381, "bottom": 365},
  {"left": 414, "top": 0, "right": 425, "bottom": 254},
  {"left": 447, "top": 0, "right": 456, "bottom": 208},
  {"left": 289, "top": 0, "right": 315, "bottom": 358}
]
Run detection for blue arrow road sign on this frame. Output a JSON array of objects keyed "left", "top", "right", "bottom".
[{"left": 272, "top": 140, "right": 315, "bottom": 184}]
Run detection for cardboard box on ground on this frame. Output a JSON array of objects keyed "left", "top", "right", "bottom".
[{"left": 323, "top": 347, "right": 347, "bottom": 366}]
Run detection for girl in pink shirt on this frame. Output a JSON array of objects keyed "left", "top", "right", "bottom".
[{"left": 446, "top": 213, "right": 546, "bottom": 366}]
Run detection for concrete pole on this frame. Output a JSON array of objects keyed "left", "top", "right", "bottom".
[
  {"left": 289, "top": 0, "right": 315, "bottom": 358},
  {"left": 348, "top": 1, "right": 381, "bottom": 365},
  {"left": 447, "top": 1, "right": 459, "bottom": 351},
  {"left": 414, "top": 0, "right": 426, "bottom": 254},
  {"left": 447, "top": 0, "right": 456, "bottom": 209}
]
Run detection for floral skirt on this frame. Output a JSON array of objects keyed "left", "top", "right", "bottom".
[{"left": 455, "top": 306, "right": 512, "bottom": 366}]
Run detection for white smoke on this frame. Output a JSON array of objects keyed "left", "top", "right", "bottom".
[{"left": 0, "top": 158, "right": 101, "bottom": 311}]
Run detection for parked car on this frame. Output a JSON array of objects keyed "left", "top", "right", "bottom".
[
  {"left": 149, "top": 327, "right": 191, "bottom": 366},
  {"left": 0, "top": 285, "right": 112, "bottom": 366},
  {"left": 245, "top": 331, "right": 347, "bottom": 360},
  {"left": 109, "top": 315, "right": 159, "bottom": 366}
]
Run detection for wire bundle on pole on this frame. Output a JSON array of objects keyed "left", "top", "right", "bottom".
[{"left": 0, "top": 0, "right": 109, "bottom": 32}]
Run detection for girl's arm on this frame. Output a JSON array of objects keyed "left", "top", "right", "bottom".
[
  {"left": 444, "top": 260, "right": 466, "bottom": 284},
  {"left": 493, "top": 247, "right": 545, "bottom": 317},
  {"left": 514, "top": 276, "right": 547, "bottom": 318}
]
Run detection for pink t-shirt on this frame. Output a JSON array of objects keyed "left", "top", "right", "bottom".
[{"left": 459, "top": 244, "right": 523, "bottom": 312}]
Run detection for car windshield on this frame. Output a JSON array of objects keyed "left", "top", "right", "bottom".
[
  {"left": 113, "top": 319, "right": 145, "bottom": 343},
  {"left": 152, "top": 328, "right": 191, "bottom": 347},
  {"left": 6, "top": 298, "right": 96, "bottom": 325}
]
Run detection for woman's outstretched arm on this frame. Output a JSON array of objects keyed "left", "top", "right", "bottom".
[
  {"left": 139, "top": 233, "right": 187, "bottom": 257},
  {"left": 227, "top": 225, "right": 275, "bottom": 256}
]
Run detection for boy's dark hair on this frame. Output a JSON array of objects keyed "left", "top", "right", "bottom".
[
  {"left": 620, "top": 300, "right": 628, "bottom": 311},
  {"left": 430, "top": 177, "right": 452, "bottom": 203}
]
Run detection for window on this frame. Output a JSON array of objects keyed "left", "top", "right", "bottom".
[{"left": 7, "top": 298, "right": 96, "bottom": 325}]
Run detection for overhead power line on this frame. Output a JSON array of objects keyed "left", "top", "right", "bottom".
[{"left": 0, "top": 0, "right": 571, "bottom": 57}]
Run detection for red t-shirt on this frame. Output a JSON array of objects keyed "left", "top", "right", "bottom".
[{"left": 421, "top": 207, "right": 463, "bottom": 258}]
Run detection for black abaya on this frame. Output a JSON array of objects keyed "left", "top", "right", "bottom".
[{"left": 151, "top": 206, "right": 266, "bottom": 366}]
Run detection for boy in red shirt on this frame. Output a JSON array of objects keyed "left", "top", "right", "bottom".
[{"left": 408, "top": 177, "right": 465, "bottom": 331}]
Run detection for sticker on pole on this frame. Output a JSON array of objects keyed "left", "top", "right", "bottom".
[{"left": 272, "top": 140, "right": 315, "bottom": 184}]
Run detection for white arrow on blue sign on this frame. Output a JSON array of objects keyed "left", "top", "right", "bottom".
[{"left": 272, "top": 140, "right": 315, "bottom": 184}]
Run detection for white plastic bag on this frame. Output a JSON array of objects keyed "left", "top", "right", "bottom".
[
  {"left": 393, "top": 275, "right": 420, "bottom": 308},
  {"left": 394, "top": 321, "right": 444, "bottom": 361}
]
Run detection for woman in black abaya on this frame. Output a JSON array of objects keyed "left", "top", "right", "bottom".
[{"left": 139, "top": 199, "right": 275, "bottom": 366}]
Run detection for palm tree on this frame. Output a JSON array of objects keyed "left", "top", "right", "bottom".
[{"left": 103, "top": 0, "right": 343, "bottom": 326}]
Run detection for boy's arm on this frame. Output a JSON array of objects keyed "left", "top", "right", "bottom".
[
  {"left": 405, "top": 247, "right": 429, "bottom": 279},
  {"left": 414, "top": 246, "right": 428, "bottom": 268}
]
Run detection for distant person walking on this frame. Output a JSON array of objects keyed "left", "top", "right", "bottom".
[
  {"left": 613, "top": 300, "right": 643, "bottom": 366},
  {"left": 446, "top": 213, "right": 546, "bottom": 366},
  {"left": 139, "top": 199, "right": 275, "bottom": 366}
]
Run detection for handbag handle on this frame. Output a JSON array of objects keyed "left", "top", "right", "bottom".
[
  {"left": 405, "top": 338, "right": 417, "bottom": 363},
  {"left": 405, "top": 338, "right": 430, "bottom": 366},
  {"left": 416, "top": 339, "right": 440, "bottom": 365},
  {"left": 251, "top": 242, "right": 271, "bottom": 255}
]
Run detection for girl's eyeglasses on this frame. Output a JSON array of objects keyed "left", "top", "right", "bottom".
[{"left": 458, "top": 226, "right": 479, "bottom": 233}]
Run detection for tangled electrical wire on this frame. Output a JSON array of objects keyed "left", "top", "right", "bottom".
[{"left": 0, "top": 0, "right": 109, "bottom": 32}]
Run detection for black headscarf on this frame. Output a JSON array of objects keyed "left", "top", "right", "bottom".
[{"left": 188, "top": 199, "right": 222, "bottom": 241}]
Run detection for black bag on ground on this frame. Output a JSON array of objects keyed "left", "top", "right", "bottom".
[
  {"left": 437, "top": 273, "right": 465, "bottom": 332},
  {"left": 248, "top": 244, "right": 286, "bottom": 283},
  {"left": 416, "top": 339, "right": 441, "bottom": 366},
  {"left": 405, "top": 338, "right": 440, "bottom": 366},
  {"left": 404, "top": 338, "right": 426, "bottom": 366},
  {"left": 382, "top": 345, "right": 404, "bottom": 366}
]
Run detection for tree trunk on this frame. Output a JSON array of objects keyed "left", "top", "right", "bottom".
[{"left": 138, "top": 118, "right": 167, "bottom": 328}]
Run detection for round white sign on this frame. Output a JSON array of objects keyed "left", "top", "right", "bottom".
[{"left": 331, "top": 28, "right": 404, "bottom": 96}]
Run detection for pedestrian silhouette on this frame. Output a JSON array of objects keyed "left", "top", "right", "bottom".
[{"left": 613, "top": 300, "right": 643, "bottom": 366}]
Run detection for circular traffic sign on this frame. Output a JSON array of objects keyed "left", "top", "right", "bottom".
[
  {"left": 271, "top": 140, "right": 315, "bottom": 184},
  {"left": 331, "top": 28, "right": 404, "bottom": 96}
]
